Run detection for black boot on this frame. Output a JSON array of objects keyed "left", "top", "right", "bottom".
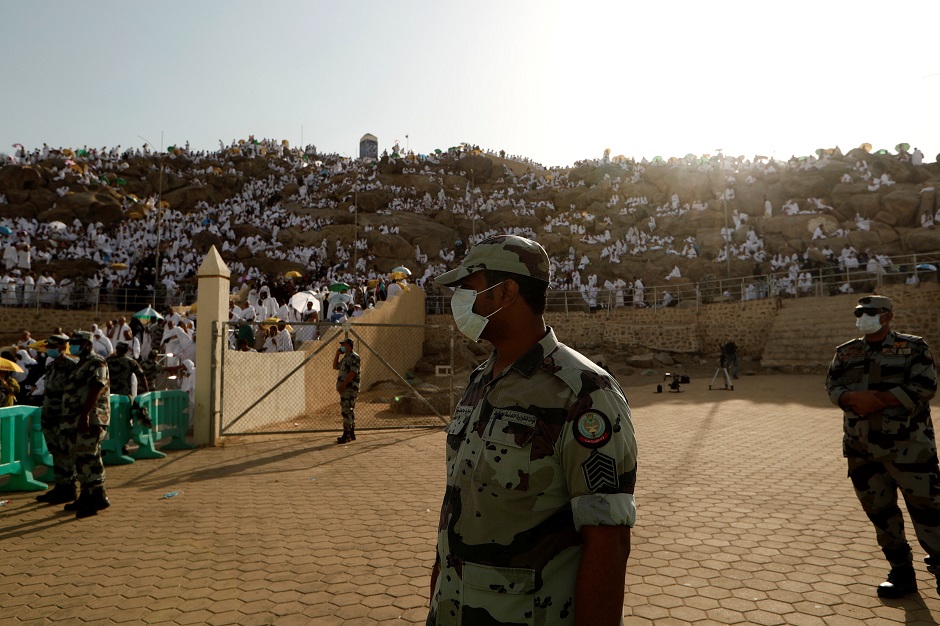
[
  {"left": 36, "top": 483, "right": 76, "bottom": 505},
  {"left": 877, "top": 564, "right": 917, "bottom": 598},
  {"left": 63, "top": 489, "right": 89, "bottom": 512},
  {"left": 349, "top": 428, "right": 356, "bottom": 441},
  {"left": 337, "top": 429, "right": 351, "bottom": 444},
  {"left": 925, "top": 557, "right": 940, "bottom": 596},
  {"left": 75, "top": 489, "right": 110, "bottom": 519}
]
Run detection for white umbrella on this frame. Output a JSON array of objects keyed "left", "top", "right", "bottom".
[
  {"left": 48, "top": 221, "right": 68, "bottom": 231},
  {"left": 289, "top": 290, "right": 322, "bottom": 313}
]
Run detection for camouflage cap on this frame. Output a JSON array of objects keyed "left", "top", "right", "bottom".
[
  {"left": 70, "top": 330, "right": 94, "bottom": 343},
  {"left": 435, "top": 235, "right": 551, "bottom": 286},
  {"left": 856, "top": 295, "right": 893, "bottom": 311},
  {"left": 47, "top": 333, "right": 70, "bottom": 345}
]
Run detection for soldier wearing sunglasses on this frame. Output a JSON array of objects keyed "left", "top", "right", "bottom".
[{"left": 827, "top": 295, "right": 938, "bottom": 598}]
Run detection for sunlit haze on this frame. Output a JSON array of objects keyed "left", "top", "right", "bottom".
[{"left": 2, "top": 0, "right": 938, "bottom": 166}]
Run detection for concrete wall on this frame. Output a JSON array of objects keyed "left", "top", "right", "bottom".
[{"left": 428, "top": 283, "right": 939, "bottom": 362}]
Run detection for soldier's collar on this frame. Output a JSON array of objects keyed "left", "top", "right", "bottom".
[{"left": 510, "top": 327, "right": 558, "bottom": 378}]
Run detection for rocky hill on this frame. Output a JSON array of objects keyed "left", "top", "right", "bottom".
[{"left": 1, "top": 144, "right": 939, "bottom": 291}]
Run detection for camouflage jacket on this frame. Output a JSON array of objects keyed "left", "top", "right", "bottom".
[
  {"left": 62, "top": 353, "right": 111, "bottom": 426},
  {"left": 336, "top": 352, "right": 360, "bottom": 395},
  {"left": 827, "top": 331, "right": 937, "bottom": 463},
  {"left": 428, "top": 327, "right": 637, "bottom": 626},
  {"left": 107, "top": 354, "right": 145, "bottom": 396},
  {"left": 41, "top": 356, "right": 78, "bottom": 418},
  {"left": 140, "top": 359, "right": 161, "bottom": 392}
]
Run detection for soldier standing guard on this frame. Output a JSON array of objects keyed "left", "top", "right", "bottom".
[
  {"left": 826, "top": 295, "right": 939, "bottom": 598},
  {"left": 61, "top": 330, "right": 112, "bottom": 519},
  {"left": 333, "top": 337, "right": 360, "bottom": 444},
  {"left": 35, "top": 334, "right": 79, "bottom": 505},
  {"left": 428, "top": 235, "right": 637, "bottom": 625}
]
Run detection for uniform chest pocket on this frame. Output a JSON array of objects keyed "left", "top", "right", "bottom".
[{"left": 473, "top": 410, "right": 536, "bottom": 491}]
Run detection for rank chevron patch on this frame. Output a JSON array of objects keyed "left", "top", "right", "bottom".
[{"left": 582, "top": 450, "right": 619, "bottom": 492}]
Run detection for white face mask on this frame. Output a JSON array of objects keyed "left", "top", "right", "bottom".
[
  {"left": 450, "top": 281, "right": 504, "bottom": 342},
  {"left": 855, "top": 312, "right": 883, "bottom": 335}
]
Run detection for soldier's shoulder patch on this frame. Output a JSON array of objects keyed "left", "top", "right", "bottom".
[
  {"left": 573, "top": 410, "right": 612, "bottom": 449},
  {"left": 582, "top": 450, "right": 619, "bottom": 492}
]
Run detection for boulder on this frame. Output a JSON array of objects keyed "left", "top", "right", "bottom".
[
  {"left": 626, "top": 353, "right": 656, "bottom": 368},
  {"left": 0, "top": 165, "right": 43, "bottom": 190},
  {"left": 845, "top": 193, "right": 883, "bottom": 218},
  {"left": 905, "top": 229, "right": 940, "bottom": 253},
  {"left": 782, "top": 173, "right": 828, "bottom": 198},
  {"left": 457, "top": 154, "right": 494, "bottom": 182},
  {"left": 881, "top": 186, "right": 922, "bottom": 227}
]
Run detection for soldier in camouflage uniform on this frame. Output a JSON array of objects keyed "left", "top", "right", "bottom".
[
  {"left": 107, "top": 342, "right": 149, "bottom": 397},
  {"left": 429, "top": 235, "right": 638, "bottom": 626},
  {"left": 35, "top": 334, "right": 79, "bottom": 505},
  {"left": 333, "top": 337, "right": 360, "bottom": 444},
  {"left": 827, "top": 295, "right": 939, "bottom": 598},
  {"left": 60, "top": 330, "right": 112, "bottom": 519},
  {"left": 140, "top": 350, "right": 161, "bottom": 392}
]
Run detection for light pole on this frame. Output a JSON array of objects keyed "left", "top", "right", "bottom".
[
  {"left": 717, "top": 148, "right": 731, "bottom": 280},
  {"left": 138, "top": 133, "right": 164, "bottom": 307}
]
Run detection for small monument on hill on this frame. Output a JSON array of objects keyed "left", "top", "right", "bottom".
[{"left": 359, "top": 133, "right": 378, "bottom": 159}]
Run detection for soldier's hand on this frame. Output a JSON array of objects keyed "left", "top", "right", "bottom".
[
  {"left": 78, "top": 412, "right": 91, "bottom": 431},
  {"left": 841, "top": 391, "right": 885, "bottom": 417}
]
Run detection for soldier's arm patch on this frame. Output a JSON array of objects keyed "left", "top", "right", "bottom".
[
  {"left": 572, "top": 410, "right": 612, "bottom": 448},
  {"left": 582, "top": 450, "right": 618, "bottom": 492}
]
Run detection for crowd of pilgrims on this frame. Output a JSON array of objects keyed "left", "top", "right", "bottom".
[{"left": 2, "top": 139, "right": 936, "bottom": 313}]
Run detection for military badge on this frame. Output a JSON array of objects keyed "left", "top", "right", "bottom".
[
  {"left": 582, "top": 450, "right": 619, "bottom": 492},
  {"left": 573, "top": 410, "right": 612, "bottom": 448}
]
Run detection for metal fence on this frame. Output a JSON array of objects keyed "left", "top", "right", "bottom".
[
  {"left": 424, "top": 251, "right": 940, "bottom": 317},
  {"left": 213, "top": 321, "right": 456, "bottom": 436}
]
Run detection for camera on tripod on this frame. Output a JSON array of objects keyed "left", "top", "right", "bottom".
[{"left": 658, "top": 372, "right": 690, "bottom": 393}]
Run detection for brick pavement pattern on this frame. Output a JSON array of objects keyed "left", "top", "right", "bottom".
[{"left": 2, "top": 374, "right": 939, "bottom": 625}]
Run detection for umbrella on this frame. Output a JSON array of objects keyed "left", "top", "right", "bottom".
[
  {"left": 391, "top": 266, "right": 412, "bottom": 276},
  {"left": 916, "top": 264, "right": 937, "bottom": 271},
  {"left": 260, "top": 317, "right": 290, "bottom": 331},
  {"left": 896, "top": 143, "right": 911, "bottom": 152},
  {"left": 0, "top": 358, "right": 23, "bottom": 374},
  {"left": 859, "top": 143, "right": 872, "bottom": 153},
  {"left": 388, "top": 271, "right": 409, "bottom": 280},
  {"left": 284, "top": 270, "right": 303, "bottom": 279},
  {"left": 329, "top": 282, "right": 351, "bottom": 292},
  {"left": 48, "top": 221, "right": 68, "bottom": 231},
  {"left": 110, "top": 262, "right": 128, "bottom": 270},
  {"left": 367, "top": 278, "right": 379, "bottom": 288},
  {"left": 289, "top": 291, "right": 321, "bottom": 313},
  {"left": 0, "top": 226, "right": 13, "bottom": 235},
  {"left": 133, "top": 306, "right": 164, "bottom": 323}
]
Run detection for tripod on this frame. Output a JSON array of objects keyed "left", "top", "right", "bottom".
[{"left": 708, "top": 355, "right": 734, "bottom": 391}]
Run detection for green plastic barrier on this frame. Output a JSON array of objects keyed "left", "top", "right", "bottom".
[
  {"left": 29, "top": 406, "right": 55, "bottom": 482},
  {"left": 131, "top": 390, "right": 194, "bottom": 459},
  {"left": 0, "top": 406, "right": 47, "bottom": 492},
  {"left": 102, "top": 395, "right": 135, "bottom": 466}
]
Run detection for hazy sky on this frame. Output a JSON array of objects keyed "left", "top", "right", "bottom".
[{"left": 2, "top": 1, "right": 938, "bottom": 166}]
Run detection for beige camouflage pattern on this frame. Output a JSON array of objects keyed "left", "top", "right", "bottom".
[
  {"left": 428, "top": 327, "right": 637, "bottom": 626},
  {"left": 827, "top": 330, "right": 940, "bottom": 568},
  {"left": 827, "top": 331, "right": 937, "bottom": 463},
  {"left": 435, "top": 235, "right": 551, "bottom": 287}
]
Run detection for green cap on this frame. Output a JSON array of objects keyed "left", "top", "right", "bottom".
[
  {"left": 70, "top": 330, "right": 94, "bottom": 343},
  {"left": 435, "top": 235, "right": 551, "bottom": 286},
  {"left": 856, "top": 295, "right": 893, "bottom": 311}
]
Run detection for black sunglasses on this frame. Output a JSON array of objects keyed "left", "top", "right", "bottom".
[{"left": 854, "top": 307, "right": 885, "bottom": 318}]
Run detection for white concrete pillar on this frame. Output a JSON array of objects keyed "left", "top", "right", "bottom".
[{"left": 194, "top": 246, "right": 230, "bottom": 445}]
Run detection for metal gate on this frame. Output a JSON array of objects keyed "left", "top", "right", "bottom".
[{"left": 212, "top": 321, "right": 456, "bottom": 436}]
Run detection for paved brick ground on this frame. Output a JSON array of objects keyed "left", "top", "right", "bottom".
[{"left": 2, "top": 374, "right": 940, "bottom": 625}]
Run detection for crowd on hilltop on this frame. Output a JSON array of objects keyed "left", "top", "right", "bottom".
[{"left": 2, "top": 139, "right": 938, "bottom": 316}]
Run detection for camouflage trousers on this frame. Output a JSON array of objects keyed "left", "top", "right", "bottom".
[
  {"left": 41, "top": 417, "right": 76, "bottom": 487},
  {"left": 340, "top": 391, "right": 357, "bottom": 430},
  {"left": 65, "top": 424, "right": 108, "bottom": 494},
  {"left": 848, "top": 457, "right": 940, "bottom": 565}
]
